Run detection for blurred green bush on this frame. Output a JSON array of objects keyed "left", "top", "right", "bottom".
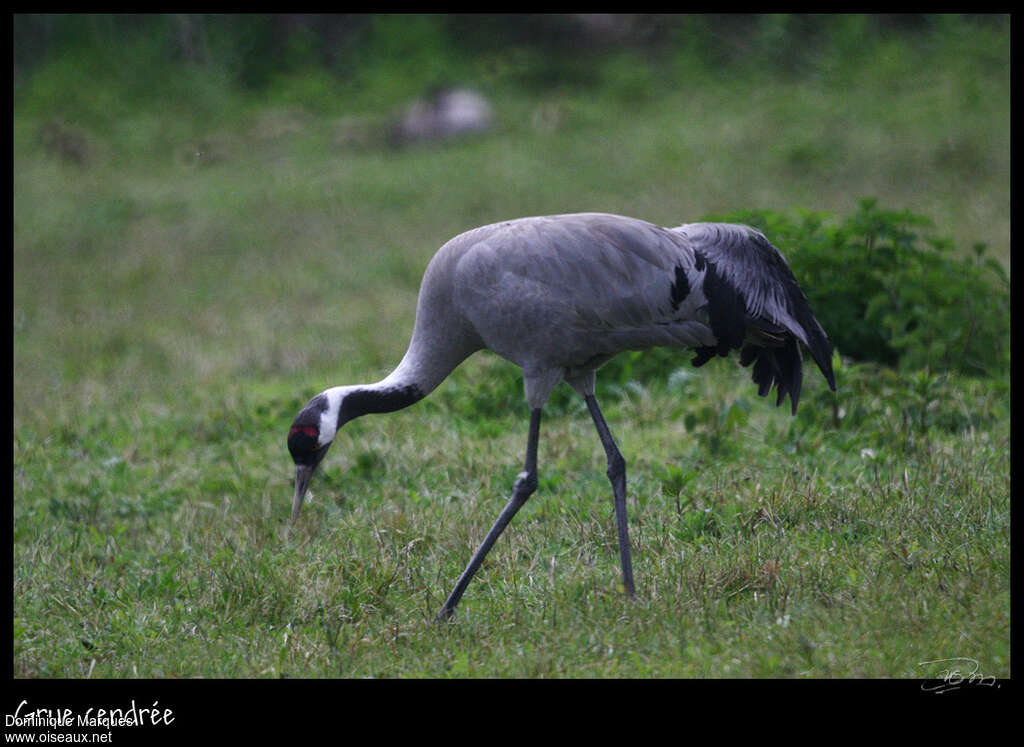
[{"left": 706, "top": 199, "right": 1009, "bottom": 377}]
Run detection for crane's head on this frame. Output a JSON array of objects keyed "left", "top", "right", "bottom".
[{"left": 287, "top": 388, "right": 349, "bottom": 522}]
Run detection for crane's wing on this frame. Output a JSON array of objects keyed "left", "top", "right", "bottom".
[
  {"left": 671, "top": 222, "right": 836, "bottom": 412},
  {"left": 448, "top": 213, "right": 835, "bottom": 414},
  {"left": 450, "top": 213, "right": 717, "bottom": 372}
]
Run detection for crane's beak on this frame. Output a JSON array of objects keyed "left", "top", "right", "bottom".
[
  {"left": 289, "top": 442, "right": 330, "bottom": 524},
  {"left": 291, "top": 464, "right": 316, "bottom": 523}
]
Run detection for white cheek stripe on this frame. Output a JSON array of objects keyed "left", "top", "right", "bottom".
[{"left": 317, "top": 387, "right": 349, "bottom": 446}]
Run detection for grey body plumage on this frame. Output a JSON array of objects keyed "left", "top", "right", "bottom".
[{"left": 287, "top": 212, "right": 836, "bottom": 619}]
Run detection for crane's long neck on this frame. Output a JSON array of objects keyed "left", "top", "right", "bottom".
[
  {"left": 322, "top": 247, "right": 483, "bottom": 435},
  {"left": 336, "top": 350, "right": 440, "bottom": 419},
  {"left": 325, "top": 321, "right": 480, "bottom": 434}
]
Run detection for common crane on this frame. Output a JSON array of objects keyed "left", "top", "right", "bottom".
[{"left": 287, "top": 212, "right": 836, "bottom": 620}]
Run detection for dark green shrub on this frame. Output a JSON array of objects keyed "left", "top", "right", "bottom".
[{"left": 704, "top": 199, "right": 1009, "bottom": 377}]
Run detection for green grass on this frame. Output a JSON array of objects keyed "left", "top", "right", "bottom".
[
  {"left": 13, "top": 360, "right": 1010, "bottom": 677},
  {"left": 13, "top": 19, "right": 1009, "bottom": 677}
]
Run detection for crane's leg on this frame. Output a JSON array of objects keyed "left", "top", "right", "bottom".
[
  {"left": 436, "top": 407, "right": 542, "bottom": 621},
  {"left": 584, "top": 394, "right": 636, "bottom": 598}
]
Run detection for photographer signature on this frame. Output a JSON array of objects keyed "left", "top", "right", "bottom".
[{"left": 918, "top": 657, "right": 1000, "bottom": 693}]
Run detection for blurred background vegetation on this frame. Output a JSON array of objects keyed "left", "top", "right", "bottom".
[{"left": 14, "top": 13, "right": 1010, "bottom": 424}]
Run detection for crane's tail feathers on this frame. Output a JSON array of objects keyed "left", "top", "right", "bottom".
[
  {"left": 803, "top": 324, "right": 836, "bottom": 394},
  {"left": 739, "top": 339, "right": 803, "bottom": 415},
  {"left": 691, "top": 317, "right": 835, "bottom": 416},
  {"left": 793, "top": 309, "right": 837, "bottom": 395},
  {"left": 770, "top": 280, "right": 837, "bottom": 402},
  {"left": 742, "top": 311, "right": 835, "bottom": 415},
  {"left": 679, "top": 220, "right": 836, "bottom": 411}
]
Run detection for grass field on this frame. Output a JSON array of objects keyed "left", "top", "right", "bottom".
[{"left": 13, "top": 17, "right": 1009, "bottom": 678}]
